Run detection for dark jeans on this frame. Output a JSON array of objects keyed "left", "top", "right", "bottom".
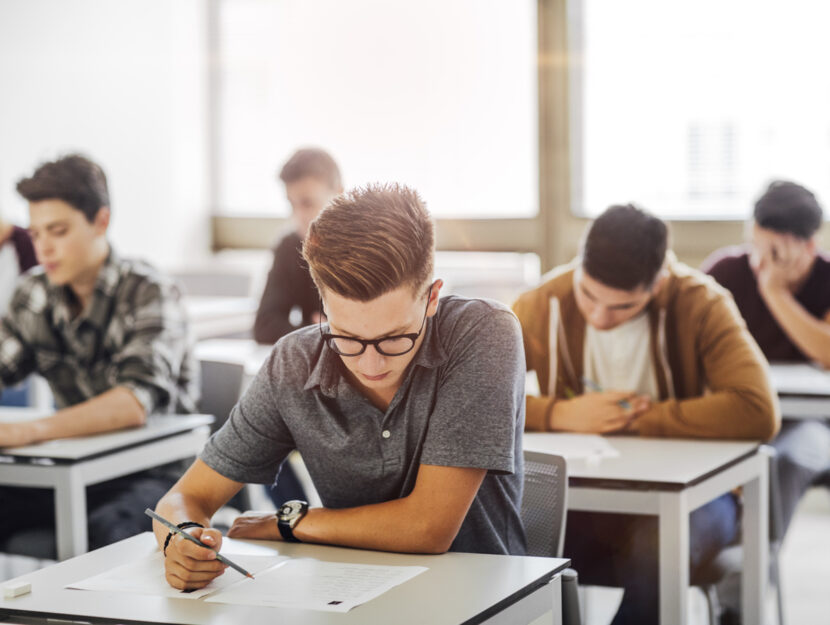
[
  {"left": 0, "top": 473, "right": 174, "bottom": 558},
  {"left": 266, "top": 461, "right": 307, "bottom": 508},
  {"left": 564, "top": 493, "right": 740, "bottom": 625}
]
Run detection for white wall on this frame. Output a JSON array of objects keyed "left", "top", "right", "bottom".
[{"left": 0, "top": 0, "right": 211, "bottom": 267}]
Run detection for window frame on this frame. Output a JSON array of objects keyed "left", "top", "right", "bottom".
[{"left": 208, "top": 0, "right": 749, "bottom": 273}]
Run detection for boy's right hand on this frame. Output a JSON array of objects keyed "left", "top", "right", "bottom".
[
  {"left": 163, "top": 527, "right": 228, "bottom": 590},
  {"left": 550, "top": 391, "right": 650, "bottom": 433}
]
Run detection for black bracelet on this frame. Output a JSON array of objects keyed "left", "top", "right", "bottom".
[{"left": 163, "top": 521, "right": 205, "bottom": 556}]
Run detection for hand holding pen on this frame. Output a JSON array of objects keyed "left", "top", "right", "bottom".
[
  {"left": 553, "top": 379, "right": 650, "bottom": 433},
  {"left": 146, "top": 508, "right": 252, "bottom": 591}
]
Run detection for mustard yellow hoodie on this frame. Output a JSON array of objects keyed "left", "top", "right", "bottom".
[{"left": 512, "top": 256, "right": 780, "bottom": 440}]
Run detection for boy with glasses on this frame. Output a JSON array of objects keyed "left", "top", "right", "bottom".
[{"left": 154, "top": 183, "right": 527, "bottom": 590}]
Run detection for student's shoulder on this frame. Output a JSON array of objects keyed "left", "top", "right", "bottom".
[
  {"left": 663, "top": 259, "right": 740, "bottom": 322},
  {"left": 436, "top": 295, "right": 521, "bottom": 345},
  {"left": 272, "top": 230, "right": 302, "bottom": 257},
  {"left": 513, "top": 260, "right": 577, "bottom": 308},
  {"left": 700, "top": 245, "right": 751, "bottom": 279},
  {"left": 9, "top": 266, "right": 50, "bottom": 313},
  {"left": 267, "top": 324, "right": 324, "bottom": 377},
  {"left": 111, "top": 257, "right": 183, "bottom": 300}
]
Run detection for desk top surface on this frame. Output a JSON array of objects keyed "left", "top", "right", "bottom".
[
  {"left": 523, "top": 433, "right": 759, "bottom": 490},
  {"left": 0, "top": 533, "right": 569, "bottom": 625},
  {"left": 0, "top": 414, "right": 213, "bottom": 462},
  {"left": 184, "top": 296, "right": 257, "bottom": 316},
  {"left": 194, "top": 338, "right": 272, "bottom": 376},
  {"left": 769, "top": 362, "right": 830, "bottom": 397}
]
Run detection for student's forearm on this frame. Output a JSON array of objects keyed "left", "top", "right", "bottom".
[
  {"left": 28, "top": 386, "right": 146, "bottom": 443},
  {"left": 294, "top": 497, "right": 460, "bottom": 554},
  {"left": 761, "top": 286, "right": 830, "bottom": 367}
]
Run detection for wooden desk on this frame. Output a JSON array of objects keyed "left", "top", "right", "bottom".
[
  {"left": 769, "top": 362, "right": 830, "bottom": 419},
  {"left": 524, "top": 434, "right": 767, "bottom": 625},
  {"left": 184, "top": 296, "right": 258, "bottom": 340},
  {"left": 0, "top": 414, "right": 213, "bottom": 561},
  {"left": 0, "top": 533, "right": 570, "bottom": 625}
]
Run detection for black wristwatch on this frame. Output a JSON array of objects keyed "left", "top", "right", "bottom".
[{"left": 276, "top": 500, "right": 309, "bottom": 543}]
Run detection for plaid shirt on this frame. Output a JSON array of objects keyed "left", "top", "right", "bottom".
[{"left": 0, "top": 249, "right": 199, "bottom": 414}]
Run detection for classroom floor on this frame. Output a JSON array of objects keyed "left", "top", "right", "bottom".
[{"left": 2, "top": 489, "right": 829, "bottom": 623}]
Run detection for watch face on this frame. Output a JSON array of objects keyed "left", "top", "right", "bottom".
[{"left": 278, "top": 500, "right": 308, "bottom": 523}]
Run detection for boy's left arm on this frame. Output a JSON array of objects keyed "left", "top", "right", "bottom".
[{"left": 636, "top": 295, "right": 780, "bottom": 441}]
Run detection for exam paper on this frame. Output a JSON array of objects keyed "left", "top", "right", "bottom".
[
  {"left": 524, "top": 432, "right": 620, "bottom": 460},
  {"left": 204, "top": 559, "right": 427, "bottom": 613},
  {"left": 67, "top": 540, "right": 287, "bottom": 599}
]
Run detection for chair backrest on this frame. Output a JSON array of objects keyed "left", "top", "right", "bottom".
[
  {"left": 198, "top": 359, "right": 245, "bottom": 433},
  {"left": 521, "top": 450, "right": 569, "bottom": 558}
]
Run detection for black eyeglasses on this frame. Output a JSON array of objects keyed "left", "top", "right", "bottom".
[{"left": 320, "top": 284, "right": 434, "bottom": 357}]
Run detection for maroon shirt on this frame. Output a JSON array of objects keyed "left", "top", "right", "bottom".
[
  {"left": 703, "top": 245, "right": 830, "bottom": 362},
  {"left": 9, "top": 226, "right": 37, "bottom": 273}
]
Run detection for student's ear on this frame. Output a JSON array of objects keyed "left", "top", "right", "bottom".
[
  {"left": 93, "top": 207, "right": 111, "bottom": 235},
  {"left": 426, "top": 279, "right": 443, "bottom": 317}
]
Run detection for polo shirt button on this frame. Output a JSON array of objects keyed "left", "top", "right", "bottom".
[{"left": 382, "top": 430, "right": 391, "bottom": 439}]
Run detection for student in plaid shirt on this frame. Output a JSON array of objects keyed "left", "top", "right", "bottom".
[{"left": 0, "top": 154, "right": 199, "bottom": 552}]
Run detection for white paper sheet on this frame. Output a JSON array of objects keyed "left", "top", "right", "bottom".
[
  {"left": 67, "top": 539, "right": 287, "bottom": 600},
  {"left": 524, "top": 432, "right": 620, "bottom": 460},
  {"left": 204, "top": 559, "right": 427, "bottom": 613}
]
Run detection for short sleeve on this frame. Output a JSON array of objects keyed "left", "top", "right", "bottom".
[
  {"left": 199, "top": 349, "right": 296, "bottom": 484},
  {"left": 419, "top": 305, "right": 526, "bottom": 474}
]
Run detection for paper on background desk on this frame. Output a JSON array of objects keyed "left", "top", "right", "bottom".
[
  {"left": 524, "top": 432, "right": 620, "bottom": 460},
  {"left": 204, "top": 559, "right": 427, "bottom": 613},
  {"left": 66, "top": 538, "right": 286, "bottom": 600}
]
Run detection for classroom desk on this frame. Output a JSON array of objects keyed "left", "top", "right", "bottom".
[
  {"left": 0, "top": 413, "right": 213, "bottom": 561},
  {"left": 184, "top": 296, "right": 258, "bottom": 340},
  {"left": 524, "top": 434, "right": 767, "bottom": 625},
  {"left": 194, "top": 337, "right": 272, "bottom": 388},
  {"left": 769, "top": 362, "right": 830, "bottom": 419},
  {"left": 0, "top": 533, "right": 570, "bottom": 625}
]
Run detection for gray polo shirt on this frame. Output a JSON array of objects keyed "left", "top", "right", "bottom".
[{"left": 201, "top": 295, "right": 526, "bottom": 555}]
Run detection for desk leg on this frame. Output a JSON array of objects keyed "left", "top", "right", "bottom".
[
  {"left": 54, "top": 467, "right": 87, "bottom": 560},
  {"left": 658, "top": 491, "right": 689, "bottom": 625},
  {"left": 742, "top": 455, "right": 768, "bottom": 624}
]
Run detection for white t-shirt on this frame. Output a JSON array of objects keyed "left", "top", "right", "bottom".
[
  {"left": 583, "top": 311, "right": 658, "bottom": 398},
  {"left": 0, "top": 242, "right": 19, "bottom": 317}
]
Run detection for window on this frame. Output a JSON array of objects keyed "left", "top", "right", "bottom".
[
  {"left": 214, "top": 0, "right": 537, "bottom": 219},
  {"left": 570, "top": 0, "right": 830, "bottom": 218}
]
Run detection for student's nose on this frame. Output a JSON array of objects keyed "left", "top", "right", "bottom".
[
  {"left": 357, "top": 344, "right": 386, "bottom": 374},
  {"left": 590, "top": 307, "right": 612, "bottom": 329}
]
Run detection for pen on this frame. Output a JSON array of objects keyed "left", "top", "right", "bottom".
[
  {"left": 580, "top": 378, "right": 633, "bottom": 411},
  {"left": 144, "top": 508, "right": 254, "bottom": 579}
]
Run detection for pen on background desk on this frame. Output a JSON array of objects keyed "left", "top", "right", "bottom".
[
  {"left": 144, "top": 508, "right": 254, "bottom": 579},
  {"left": 580, "top": 378, "right": 633, "bottom": 411}
]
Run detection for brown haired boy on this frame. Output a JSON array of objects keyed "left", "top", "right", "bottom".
[
  {"left": 155, "top": 183, "right": 526, "bottom": 590},
  {"left": 0, "top": 154, "right": 197, "bottom": 552},
  {"left": 253, "top": 147, "right": 343, "bottom": 344}
]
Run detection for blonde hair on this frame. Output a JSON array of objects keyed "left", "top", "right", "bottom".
[{"left": 302, "top": 183, "right": 434, "bottom": 301}]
